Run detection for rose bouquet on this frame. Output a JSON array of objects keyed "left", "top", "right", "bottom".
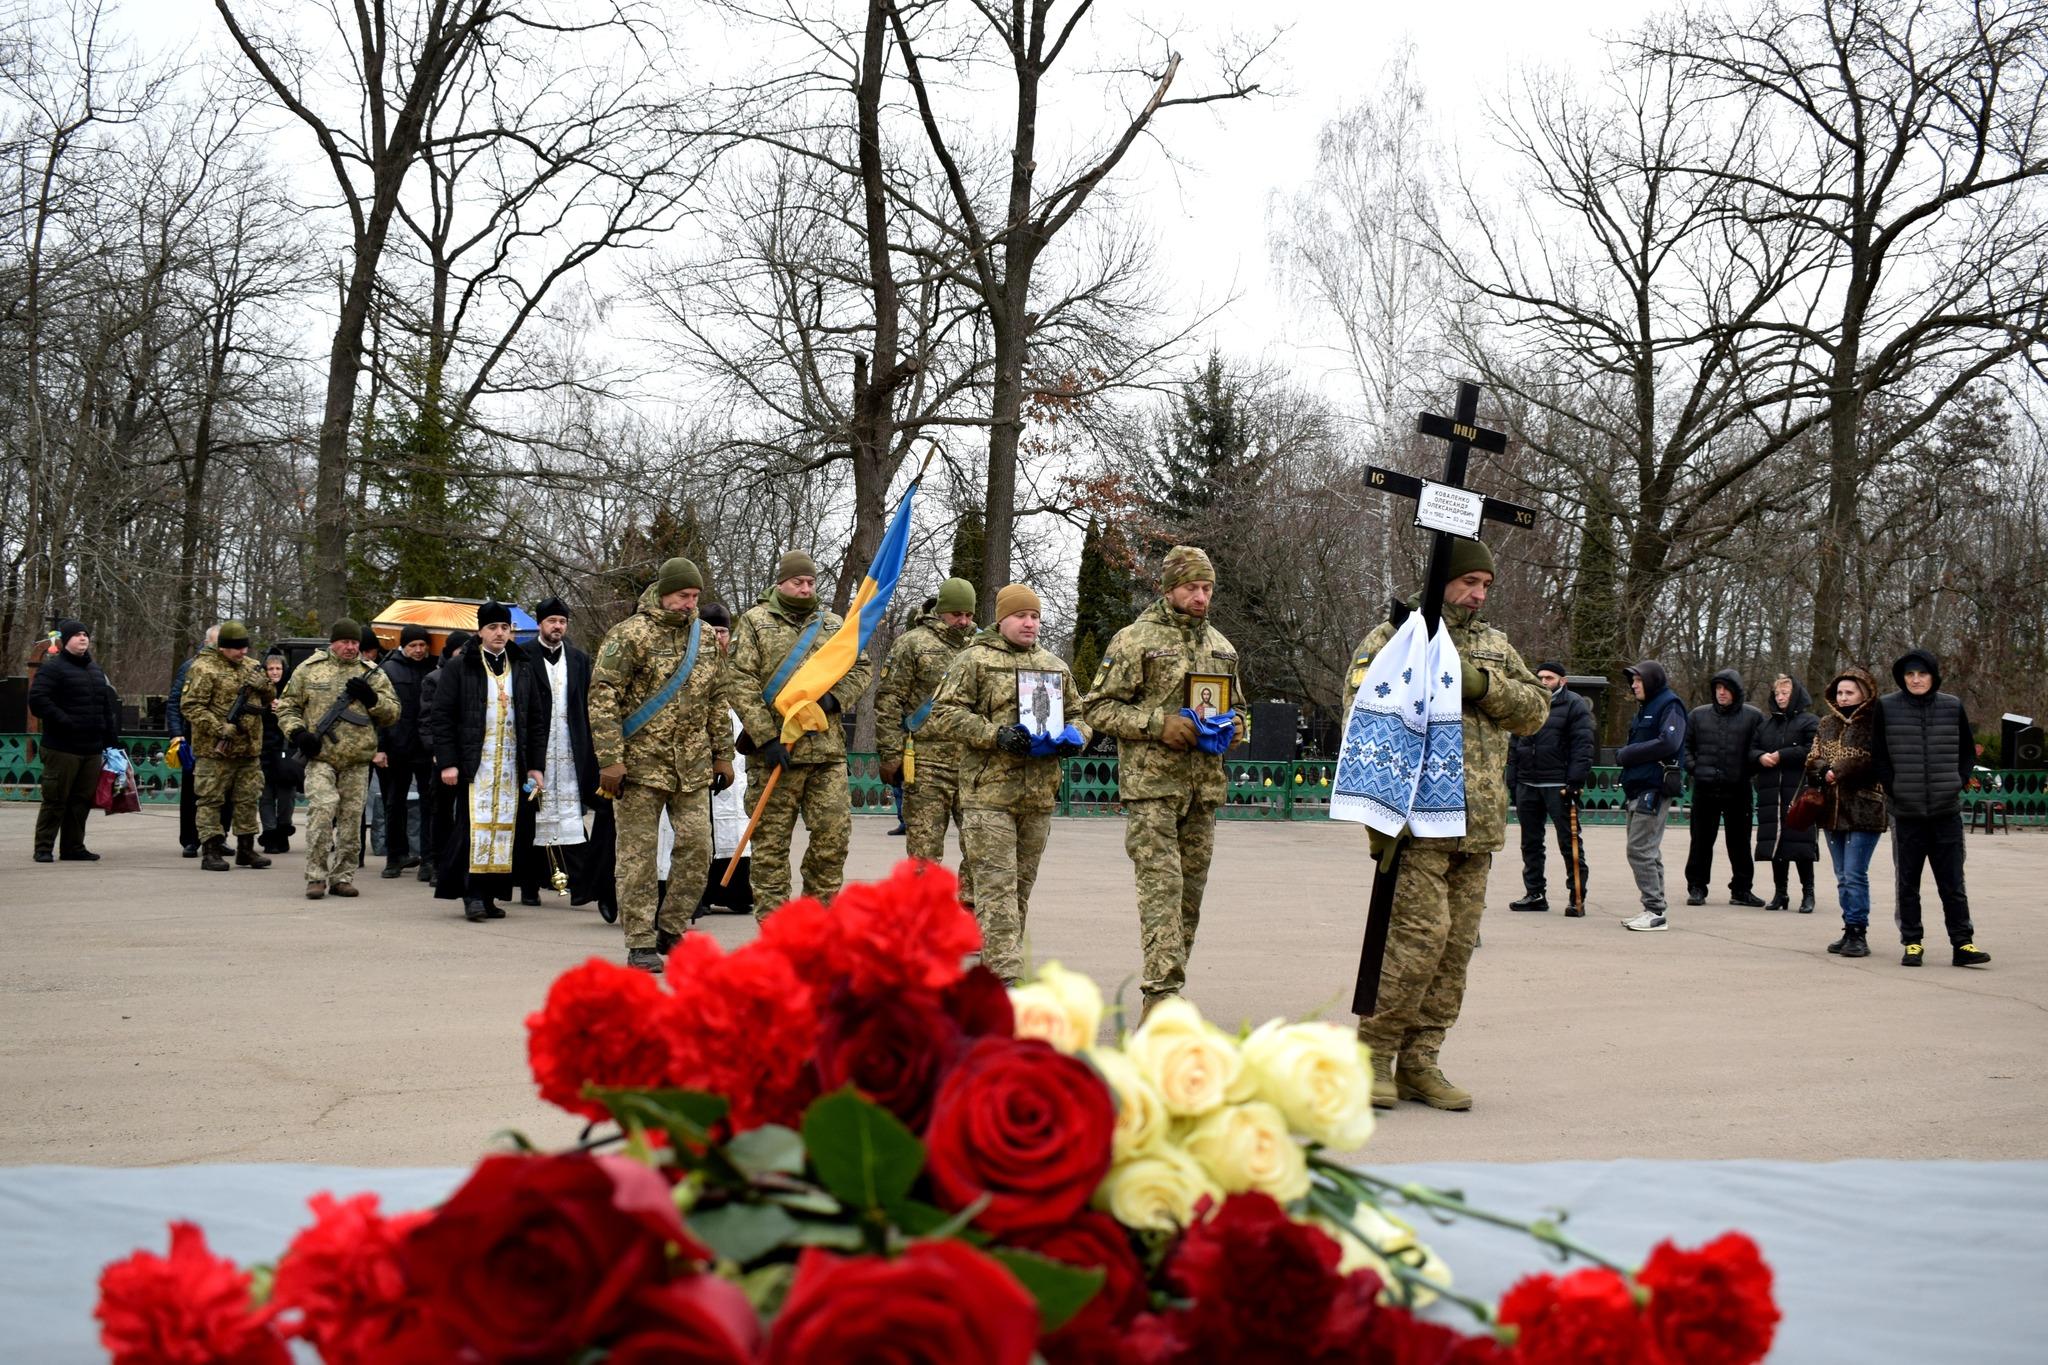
[{"left": 96, "top": 861, "right": 1780, "bottom": 1364}]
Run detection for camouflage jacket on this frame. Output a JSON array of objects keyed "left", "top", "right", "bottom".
[
  {"left": 277, "top": 650, "right": 400, "bottom": 768},
  {"left": 926, "top": 630, "right": 1089, "bottom": 813},
  {"left": 874, "top": 613, "right": 972, "bottom": 772},
  {"left": 727, "top": 593, "right": 870, "bottom": 765},
  {"left": 1343, "top": 603, "right": 1548, "bottom": 853},
  {"left": 1080, "top": 598, "right": 1249, "bottom": 805},
  {"left": 588, "top": 583, "right": 734, "bottom": 792},
  {"left": 182, "top": 647, "right": 274, "bottom": 760}
]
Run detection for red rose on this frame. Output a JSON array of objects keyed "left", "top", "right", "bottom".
[
  {"left": 270, "top": 1194, "right": 460, "bottom": 1364},
  {"left": 1497, "top": 1266, "right": 1659, "bottom": 1365},
  {"left": 764, "top": 1242, "right": 1039, "bottom": 1364},
  {"left": 1638, "top": 1232, "right": 1778, "bottom": 1365},
  {"left": 402, "top": 1153, "right": 705, "bottom": 1359},
  {"left": 944, "top": 962, "right": 1017, "bottom": 1038},
  {"left": 1007, "top": 1210, "right": 1147, "bottom": 1337},
  {"left": 925, "top": 1036, "right": 1115, "bottom": 1233},
  {"left": 802, "top": 859, "right": 983, "bottom": 993},
  {"left": 96, "top": 1221, "right": 289, "bottom": 1365},
  {"left": 526, "top": 959, "right": 679, "bottom": 1122},
  {"left": 605, "top": 1276, "right": 763, "bottom": 1364},
  {"left": 815, "top": 988, "right": 964, "bottom": 1131},
  {"left": 663, "top": 933, "right": 821, "bottom": 1130}
]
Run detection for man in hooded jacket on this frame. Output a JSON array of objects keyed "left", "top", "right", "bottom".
[
  {"left": 1683, "top": 669, "right": 1766, "bottom": 907},
  {"left": 1617, "top": 661, "right": 1688, "bottom": 932},
  {"left": 1876, "top": 648, "right": 1990, "bottom": 968}
]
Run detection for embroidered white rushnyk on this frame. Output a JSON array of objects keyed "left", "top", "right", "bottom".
[
  {"left": 1331, "top": 614, "right": 1468, "bottom": 839},
  {"left": 469, "top": 666, "right": 520, "bottom": 873},
  {"left": 533, "top": 651, "right": 585, "bottom": 848}
]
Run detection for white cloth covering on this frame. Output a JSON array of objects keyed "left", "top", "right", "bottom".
[{"left": 1331, "top": 614, "right": 1468, "bottom": 839}]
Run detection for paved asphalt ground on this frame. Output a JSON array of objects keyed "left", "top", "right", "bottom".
[{"left": 3, "top": 804, "right": 2042, "bottom": 1166}]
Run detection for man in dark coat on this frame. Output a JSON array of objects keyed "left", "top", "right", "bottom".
[
  {"left": 1683, "top": 669, "right": 1766, "bottom": 907},
  {"left": 1617, "top": 661, "right": 1687, "bottom": 932},
  {"left": 426, "top": 604, "right": 549, "bottom": 921},
  {"left": 29, "top": 619, "right": 120, "bottom": 862},
  {"left": 518, "top": 596, "right": 603, "bottom": 906},
  {"left": 1751, "top": 674, "right": 1819, "bottom": 912},
  {"left": 1876, "top": 649, "right": 1989, "bottom": 968},
  {"left": 1505, "top": 661, "right": 1595, "bottom": 915},
  {"left": 376, "top": 623, "right": 438, "bottom": 878}
]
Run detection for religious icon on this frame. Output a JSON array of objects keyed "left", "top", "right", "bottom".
[
  {"left": 1185, "top": 672, "right": 1230, "bottom": 720},
  {"left": 1016, "top": 670, "right": 1063, "bottom": 736}
]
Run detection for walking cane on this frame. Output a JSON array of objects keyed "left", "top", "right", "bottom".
[
  {"left": 720, "top": 765, "right": 782, "bottom": 887},
  {"left": 1565, "top": 792, "right": 1585, "bottom": 916}
]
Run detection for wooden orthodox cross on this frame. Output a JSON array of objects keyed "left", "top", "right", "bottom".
[{"left": 1352, "top": 380, "right": 1536, "bottom": 1014}]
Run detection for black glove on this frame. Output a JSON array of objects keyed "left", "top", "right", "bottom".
[
  {"left": 345, "top": 675, "right": 377, "bottom": 704},
  {"left": 759, "top": 738, "right": 791, "bottom": 772},
  {"left": 995, "top": 724, "right": 1034, "bottom": 756},
  {"left": 710, "top": 759, "right": 734, "bottom": 793},
  {"left": 819, "top": 693, "right": 841, "bottom": 718},
  {"left": 293, "top": 729, "right": 323, "bottom": 759},
  {"left": 1055, "top": 736, "right": 1086, "bottom": 757}
]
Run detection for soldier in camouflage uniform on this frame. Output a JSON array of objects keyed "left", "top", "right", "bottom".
[
  {"left": 875, "top": 576, "right": 978, "bottom": 906},
  {"left": 1081, "top": 546, "right": 1249, "bottom": 1017},
  {"left": 589, "top": 558, "right": 734, "bottom": 974},
  {"left": 277, "top": 619, "right": 401, "bottom": 900},
  {"left": 727, "top": 551, "right": 870, "bottom": 918},
  {"left": 182, "top": 619, "right": 275, "bottom": 872},
  {"left": 1342, "top": 538, "right": 1548, "bottom": 1111},
  {"left": 926, "top": 584, "right": 1088, "bottom": 984}
]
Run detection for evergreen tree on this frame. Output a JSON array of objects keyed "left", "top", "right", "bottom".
[
  {"left": 1567, "top": 497, "right": 1625, "bottom": 739},
  {"left": 949, "top": 508, "right": 987, "bottom": 614},
  {"left": 1150, "top": 349, "right": 1253, "bottom": 533},
  {"left": 1070, "top": 516, "right": 1138, "bottom": 682}
]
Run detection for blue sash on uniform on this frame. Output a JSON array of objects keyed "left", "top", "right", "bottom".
[
  {"left": 761, "top": 616, "right": 825, "bottom": 707},
  {"left": 622, "top": 618, "right": 701, "bottom": 740},
  {"left": 905, "top": 697, "right": 936, "bottom": 732}
]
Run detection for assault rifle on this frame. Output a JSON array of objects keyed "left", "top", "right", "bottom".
[
  {"left": 215, "top": 684, "right": 257, "bottom": 757},
  {"left": 310, "top": 669, "right": 376, "bottom": 741}
]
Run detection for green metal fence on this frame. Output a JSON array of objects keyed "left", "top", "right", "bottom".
[{"left": 6, "top": 735, "right": 2045, "bottom": 827}]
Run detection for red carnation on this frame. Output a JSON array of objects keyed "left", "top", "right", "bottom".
[
  {"left": 1007, "top": 1211, "right": 1147, "bottom": 1338},
  {"left": 269, "top": 1193, "right": 459, "bottom": 1364},
  {"left": 815, "top": 987, "right": 965, "bottom": 1131},
  {"left": 402, "top": 1153, "right": 705, "bottom": 1360},
  {"left": 943, "top": 962, "right": 1017, "bottom": 1038},
  {"left": 925, "top": 1036, "right": 1115, "bottom": 1233},
  {"left": 1358, "top": 1306, "right": 1510, "bottom": 1364},
  {"left": 96, "top": 1221, "right": 289, "bottom": 1365},
  {"left": 806, "top": 859, "right": 982, "bottom": 994},
  {"left": 664, "top": 933, "right": 821, "bottom": 1131},
  {"left": 605, "top": 1276, "right": 763, "bottom": 1364},
  {"left": 526, "top": 958, "right": 679, "bottom": 1122},
  {"left": 764, "top": 1242, "right": 1039, "bottom": 1364},
  {"left": 1497, "top": 1266, "right": 1659, "bottom": 1365},
  {"left": 1638, "top": 1232, "right": 1778, "bottom": 1365}
]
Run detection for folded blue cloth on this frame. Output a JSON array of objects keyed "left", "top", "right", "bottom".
[
  {"left": 1029, "top": 724, "right": 1086, "bottom": 758},
  {"left": 1180, "top": 708, "right": 1236, "bottom": 755}
]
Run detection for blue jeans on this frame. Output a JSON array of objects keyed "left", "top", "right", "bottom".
[{"left": 1825, "top": 829, "right": 1881, "bottom": 927}]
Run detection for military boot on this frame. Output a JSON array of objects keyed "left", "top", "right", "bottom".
[
  {"left": 627, "top": 947, "right": 665, "bottom": 974},
  {"left": 235, "top": 834, "right": 272, "bottom": 869},
  {"left": 200, "top": 837, "right": 231, "bottom": 872},
  {"left": 1396, "top": 1061, "right": 1474, "bottom": 1111},
  {"left": 1370, "top": 1051, "right": 1396, "bottom": 1110}
]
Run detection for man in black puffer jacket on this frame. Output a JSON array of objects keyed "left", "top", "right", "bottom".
[
  {"left": 28, "top": 619, "right": 121, "bottom": 862},
  {"left": 1684, "top": 669, "right": 1766, "bottom": 907},
  {"left": 1877, "top": 649, "right": 1989, "bottom": 968},
  {"left": 1505, "top": 662, "right": 1594, "bottom": 914}
]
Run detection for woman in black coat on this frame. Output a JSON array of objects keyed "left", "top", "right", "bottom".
[{"left": 1751, "top": 674, "right": 1820, "bottom": 911}]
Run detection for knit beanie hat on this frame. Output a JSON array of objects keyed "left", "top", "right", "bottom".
[
  {"left": 699, "top": 602, "right": 731, "bottom": 629},
  {"left": 775, "top": 551, "right": 818, "bottom": 584},
  {"left": 1160, "top": 545, "right": 1215, "bottom": 592},
  {"left": 935, "top": 577, "right": 977, "bottom": 615},
  {"left": 56, "top": 618, "right": 89, "bottom": 647},
  {"left": 401, "top": 623, "right": 433, "bottom": 647},
  {"left": 1537, "top": 660, "right": 1566, "bottom": 677},
  {"left": 360, "top": 624, "right": 382, "bottom": 652},
  {"left": 443, "top": 630, "right": 471, "bottom": 659},
  {"left": 217, "top": 620, "right": 252, "bottom": 647},
  {"left": 329, "top": 617, "right": 362, "bottom": 643},
  {"left": 476, "top": 601, "right": 513, "bottom": 629},
  {"left": 1445, "top": 538, "right": 1495, "bottom": 581},
  {"left": 656, "top": 558, "right": 703, "bottom": 595},
  {"left": 994, "top": 583, "right": 1042, "bottom": 621}
]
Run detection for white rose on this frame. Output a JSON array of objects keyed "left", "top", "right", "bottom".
[
  {"left": 1241, "top": 1019, "right": 1377, "bottom": 1150},
  {"left": 1088, "top": 1046, "right": 1172, "bottom": 1160},
  {"left": 1009, "top": 961, "right": 1103, "bottom": 1054},
  {"left": 1313, "top": 1206, "right": 1452, "bottom": 1308},
  {"left": 1183, "top": 1100, "right": 1310, "bottom": 1202},
  {"left": 1094, "top": 1147, "right": 1221, "bottom": 1233},
  {"left": 1123, "top": 997, "right": 1248, "bottom": 1118}
]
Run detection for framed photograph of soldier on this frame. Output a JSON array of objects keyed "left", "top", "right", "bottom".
[
  {"left": 1016, "top": 669, "right": 1063, "bottom": 736},
  {"left": 1185, "top": 672, "right": 1230, "bottom": 721}
]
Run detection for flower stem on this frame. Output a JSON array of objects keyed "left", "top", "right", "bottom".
[
  {"left": 1319, "top": 1160, "right": 1629, "bottom": 1274},
  {"left": 1306, "top": 1187, "right": 1500, "bottom": 1328}
]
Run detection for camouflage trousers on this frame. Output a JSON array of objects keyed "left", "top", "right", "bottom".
[
  {"left": 904, "top": 762, "right": 974, "bottom": 906},
  {"left": 1124, "top": 795, "right": 1218, "bottom": 1000},
  {"left": 1355, "top": 845, "right": 1489, "bottom": 1070},
  {"left": 616, "top": 781, "right": 709, "bottom": 951},
  {"left": 193, "top": 756, "right": 261, "bottom": 840},
  {"left": 304, "top": 759, "right": 371, "bottom": 887},
  {"left": 752, "top": 762, "right": 852, "bottom": 920},
  {"left": 960, "top": 808, "right": 1051, "bottom": 985}
]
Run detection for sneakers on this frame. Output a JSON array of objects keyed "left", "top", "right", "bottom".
[
  {"left": 1685, "top": 885, "right": 1707, "bottom": 906},
  {"left": 1901, "top": 944, "right": 1924, "bottom": 967},
  {"left": 1839, "top": 927, "right": 1869, "bottom": 958},
  {"left": 1509, "top": 894, "right": 1550, "bottom": 912},
  {"left": 1369, "top": 1051, "right": 1396, "bottom": 1110},
  {"left": 1952, "top": 943, "right": 1991, "bottom": 967},
  {"left": 1623, "top": 911, "right": 1668, "bottom": 932},
  {"left": 1395, "top": 1062, "right": 1473, "bottom": 1111},
  {"left": 627, "top": 948, "right": 665, "bottom": 974},
  {"left": 1729, "top": 891, "right": 1767, "bottom": 908}
]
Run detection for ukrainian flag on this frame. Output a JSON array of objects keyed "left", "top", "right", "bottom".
[{"left": 774, "top": 471, "right": 922, "bottom": 745}]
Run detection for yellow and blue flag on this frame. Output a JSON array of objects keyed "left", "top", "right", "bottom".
[{"left": 774, "top": 471, "right": 922, "bottom": 745}]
